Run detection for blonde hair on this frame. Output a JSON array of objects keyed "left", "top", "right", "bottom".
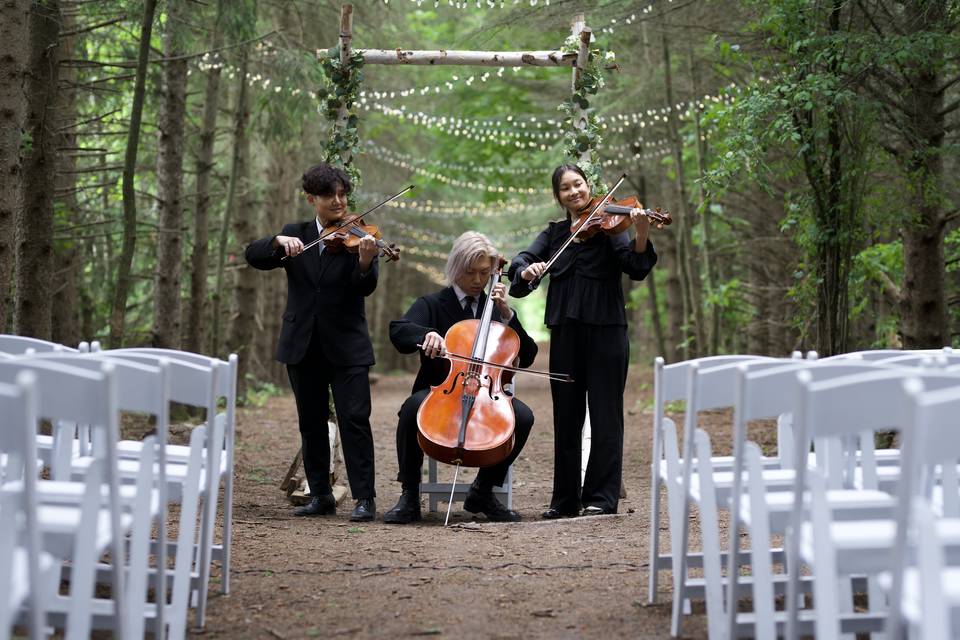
[{"left": 445, "top": 231, "right": 498, "bottom": 285}]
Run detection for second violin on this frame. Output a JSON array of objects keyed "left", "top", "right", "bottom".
[{"left": 571, "top": 195, "right": 672, "bottom": 240}]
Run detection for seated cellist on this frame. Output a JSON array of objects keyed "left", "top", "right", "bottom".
[{"left": 384, "top": 231, "right": 538, "bottom": 523}]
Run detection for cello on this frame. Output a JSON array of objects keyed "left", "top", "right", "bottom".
[{"left": 416, "top": 255, "right": 570, "bottom": 524}]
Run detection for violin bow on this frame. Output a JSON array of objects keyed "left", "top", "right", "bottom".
[
  {"left": 280, "top": 185, "right": 415, "bottom": 261},
  {"left": 527, "top": 173, "right": 628, "bottom": 290},
  {"left": 416, "top": 347, "right": 573, "bottom": 383}
]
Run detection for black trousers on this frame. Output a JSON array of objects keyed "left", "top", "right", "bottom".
[
  {"left": 395, "top": 388, "right": 535, "bottom": 491},
  {"left": 286, "top": 331, "right": 376, "bottom": 499},
  {"left": 548, "top": 322, "right": 628, "bottom": 514}
]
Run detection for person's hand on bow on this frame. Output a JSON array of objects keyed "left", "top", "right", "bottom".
[
  {"left": 274, "top": 235, "right": 304, "bottom": 257},
  {"left": 421, "top": 331, "right": 447, "bottom": 359}
]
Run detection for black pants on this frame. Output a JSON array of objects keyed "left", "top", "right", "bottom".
[
  {"left": 286, "top": 332, "right": 376, "bottom": 499},
  {"left": 548, "top": 322, "right": 628, "bottom": 514},
  {"left": 395, "top": 388, "right": 534, "bottom": 491}
]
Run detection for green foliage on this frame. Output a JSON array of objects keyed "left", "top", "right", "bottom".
[
  {"left": 243, "top": 376, "right": 284, "bottom": 407},
  {"left": 319, "top": 47, "right": 366, "bottom": 202},
  {"left": 557, "top": 35, "right": 616, "bottom": 192}
]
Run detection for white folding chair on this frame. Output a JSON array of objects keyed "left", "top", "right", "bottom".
[
  {"left": 648, "top": 354, "right": 782, "bottom": 605},
  {"left": 783, "top": 369, "right": 960, "bottom": 639},
  {"left": 818, "top": 347, "right": 949, "bottom": 362},
  {"left": 884, "top": 380, "right": 960, "bottom": 639},
  {"left": 100, "top": 347, "right": 237, "bottom": 610},
  {"left": 92, "top": 348, "right": 230, "bottom": 633},
  {"left": 0, "top": 372, "right": 57, "bottom": 640},
  {"left": 724, "top": 361, "right": 914, "bottom": 639},
  {"left": 0, "top": 335, "right": 78, "bottom": 355},
  {"left": 0, "top": 360, "right": 128, "bottom": 638}
]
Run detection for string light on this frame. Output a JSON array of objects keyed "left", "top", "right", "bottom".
[
  {"left": 366, "top": 146, "right": 553, "bottom": 194},
  {"left": 381, "top": 0, "right": 549, "bottom": 7},
  {"left": 599, "top": 0, "right": 678, "bottom": 35},
  {"left": 357, "top": 194, "right": 552, "bottom": 218},
  {"left": 364, "top": 141, "right": 551, "bottom": 176}
]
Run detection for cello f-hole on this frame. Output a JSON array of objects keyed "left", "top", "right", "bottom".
[{"left": 442, "top": 371, "right": 464, "bottom": 395}]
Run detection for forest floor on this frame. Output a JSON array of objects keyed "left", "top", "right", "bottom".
[{"left": 190, "top": 353, "right": 724, "bottom": 639}]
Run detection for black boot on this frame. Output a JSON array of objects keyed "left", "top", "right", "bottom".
[
  {"left": 383, "top": 489, "right": 422, "bottom": 524},
  {"left": 294, "top": 494, "right": 336, "bottom": 517},
  {"left": 463, "top": 485, "right": 521, "bottom": 522},
  {"left": 350, "top": 498, "right": 376, "bottom": 522}
]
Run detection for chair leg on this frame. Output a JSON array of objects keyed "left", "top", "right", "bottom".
[
  {"left": 221, "top": 470, "right": 234, "bottom": 595},
  {"left": 648, "top": 473, "right": 662, "bottom": 604}
]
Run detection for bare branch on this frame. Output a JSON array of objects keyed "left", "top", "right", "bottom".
[
  {"left": 57, "top": 108, "right": 123, "bottom": 132},
  {"left": 60, "top": 15, "right": 126, "bottom": 38},
  {"left": 940, "top": 98, "right": 959, "bottom": 117}
]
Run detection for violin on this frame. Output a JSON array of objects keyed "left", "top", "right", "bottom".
[
  {"left": 571, "top": 195, "right": 673, "bottom": 240},
  {"left": 280, "top": 185, "right": 414, "bottom": 262},
  {"left": 322, "top": 215, "right": 400, "bottom": 261},
  {"left": 528, "top": 173, "right": 671, "bottom": 290}
]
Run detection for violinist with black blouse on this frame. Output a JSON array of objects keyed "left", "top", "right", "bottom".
[
  {"left": 385, "top": 231, "right": 538, "bottom": 523},
  {"left": 508, "top": 163, "right": 658, "bottom": 518}
]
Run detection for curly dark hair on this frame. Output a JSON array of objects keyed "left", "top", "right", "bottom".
[
  {"left": 551, "top": 163, "right": 588, "bottom": 204},
  {"left": 302, "top": 163, "right": 353, "bottom": 197}
]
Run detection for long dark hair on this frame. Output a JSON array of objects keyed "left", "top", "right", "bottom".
[{"left": 551, "top": 164, "right": 589, "bottom": 206}]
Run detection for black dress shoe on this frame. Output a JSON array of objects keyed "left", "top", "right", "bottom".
[
  {"left": 463, "top": 488, "right": 521, "bottom": 522},
  {"left": 541, "top": 507, "right": 577, "bottom": 520},
  {"left": 383, "top": 489, "right": 422, "bottom": 524},
  {"left": 350, "top": 498, "right": 376, "bottom": 522},
  {"left": 294, "top": 494, "right": 336, "bottom": 517},
  {"left": 581, "top": 505, "right": 616, "bottom": 516}
]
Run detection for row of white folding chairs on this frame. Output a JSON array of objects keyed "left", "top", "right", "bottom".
[
  {"left": 0, "top": 335, "right": 237, "bottom": 638},
  {"left": 647, "top": 347, "right": 959, "bottom": 638}
]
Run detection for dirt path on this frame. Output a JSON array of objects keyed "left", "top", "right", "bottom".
[{"left": 194, "top": 364, "right": 709, "bottom": 639}]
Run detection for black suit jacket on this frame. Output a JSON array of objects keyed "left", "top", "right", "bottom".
[
  {"left": 245, "top": 220, "right": 378, "bottom": 366},
  {"left": 389, "top": 286, "right": 538, "bottom": 394}
]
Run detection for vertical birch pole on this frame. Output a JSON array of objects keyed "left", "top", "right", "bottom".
[
  {"left": 570, "top": 15, "right": 591, "bottom": 166},
  {"left": 337, "top": 4, "right": 353, "bottom": 166}
]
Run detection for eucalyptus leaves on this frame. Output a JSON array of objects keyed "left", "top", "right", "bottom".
[
  {"left": 318, "top": 46, "right": 366, "bottom": 197},
  {"left": 559, "top": 34, "right": 615, "bottom": 192}
]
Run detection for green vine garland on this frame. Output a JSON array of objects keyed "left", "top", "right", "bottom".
[
  {"left": 558, "top": 35, "right": 616, "bottom": 193},
  {"left": 318, "top": 46, "right": 366, "bottom": 202}
]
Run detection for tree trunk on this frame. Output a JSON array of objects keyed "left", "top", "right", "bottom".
[
  {"left": 898, "top": 0, "right": 949, "bottom": 349},
  {"left": 15, "top": 0, "right": 61, "bottom": 339},
  {"left": 211, "top": 46, "right": 248, "bottom": 357},
  {"left": 689, "top": 48, "right": 718, "bottom": 354},
  {"left": 660, "top": 230, "right": 685, "bottom": 363},
  {"left": 0, "top": 0, "right": 31, "bottom": 333},
  {"left": 226, "top": 107, "right": 255, "bottom": 396},
  {"left": 109, "top": 0, "right": 158, "bottom": 347},
  {"left": 51, "top": 9, "right": 80, "bottom": 346},
  {"left": 184, "top": 0, "right": 225, "bottom": 355},
  {"left": 152, "top": 0, "right": 189, "bottom": 348},
  {"left": 659, "top": 22, "right": 704, "bottom": 357}
]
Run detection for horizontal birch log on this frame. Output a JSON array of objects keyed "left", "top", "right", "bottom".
[{"left": 318, "top": 48, "right": 579, "bottom": 67}]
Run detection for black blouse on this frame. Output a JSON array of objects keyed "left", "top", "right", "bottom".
[{"left": 508, "top": 220, "right": 657, "bottom": 327}]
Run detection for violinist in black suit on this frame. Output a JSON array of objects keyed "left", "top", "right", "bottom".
[
  {"left": 384, "top": 231, "right": 538, "bottom": 523},
  {"left": 245, "top": 163, "right": 378, "bottom": 522}
]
